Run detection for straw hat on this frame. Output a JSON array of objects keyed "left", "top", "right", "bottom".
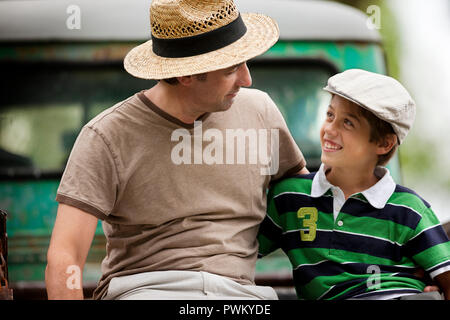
[{"left": 124, "top": 0, "right": 279, "bottom": 80}]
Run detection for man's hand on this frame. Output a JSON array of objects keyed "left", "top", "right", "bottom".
[{"left": 435, "top": 271, "right": 450, "bottom": 300}]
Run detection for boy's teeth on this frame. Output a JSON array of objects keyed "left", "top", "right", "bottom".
[{"left": 325, "top": 142, "right": 341, "bottom": 150}]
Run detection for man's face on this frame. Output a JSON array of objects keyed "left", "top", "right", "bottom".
[
  {"left": 190, "top": 62, "right": 252, "bottom": 113},
  {"left": 320, "top": 95, "right": 379, "bottom": 171}
]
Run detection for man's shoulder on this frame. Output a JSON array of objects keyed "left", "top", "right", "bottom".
[
  {"left": 84, "top": 93, "right": 141, "bottom": 131},
  {"left": 232, "top": 88, "right": 282, "bottom": 123},
  {"left": 234, "top": 88, "right": 272, "bottom": 107},
  {"left": 237, "top": 87, "right": 269, "bottom": 98}
]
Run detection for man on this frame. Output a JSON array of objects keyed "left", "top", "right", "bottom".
[{"left": 45, "top": 0, "right": 307, "bottom": 300}]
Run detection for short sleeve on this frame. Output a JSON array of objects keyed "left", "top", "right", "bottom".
[
  {"left": 56, "top": 126, "right": 120, "bottom": 220},
  {"left": 404, "top": 206, "right": 450, "bottom": 279},
  {"left": 262, "top": 92, "right": 306, "bottom": 180}
]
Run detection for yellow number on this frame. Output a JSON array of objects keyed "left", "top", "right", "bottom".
[{"left": 297, "top": 207, "right": 318, "bottom": 241}]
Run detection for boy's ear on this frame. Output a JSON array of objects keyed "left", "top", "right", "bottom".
[{"left": 376, "top": 134, "right": 397, "bottom": 155}]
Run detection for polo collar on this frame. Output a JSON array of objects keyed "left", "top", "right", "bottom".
[{"left": 311, "top": 164, "right": 396, "bottom": 209}]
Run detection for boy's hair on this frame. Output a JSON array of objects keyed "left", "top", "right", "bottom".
[{"left": 357, "top": 106, "right": 398, "bottom": 166}]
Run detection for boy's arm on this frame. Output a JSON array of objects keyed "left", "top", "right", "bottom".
[
  {"left": 258, "top": 186, "right": 284, "bottom": 257},
  {"left": 257, "top": 217, "right": 281, "bottom": 257},
  {"left": 434, "top": 271, "right": 450, "bottom": 299},
  {"left": 406, "top": 203, "right": 450, "bottom": 298}
]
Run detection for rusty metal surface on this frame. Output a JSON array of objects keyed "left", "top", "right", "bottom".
[
  {"left": 0, "top": 209, "right": 13, "bottom": 300},
  {"left": 0, "top": 209, "right": 8, "bottom": 284},
  {"left": 0, "top": 42, "right": 136, "bottom": 63}
]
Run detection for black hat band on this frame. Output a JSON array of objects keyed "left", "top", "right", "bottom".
[{"left": 151, "top": 14, "right": 247, "bottom": 58}]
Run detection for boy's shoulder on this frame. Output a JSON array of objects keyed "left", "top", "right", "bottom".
[
  {"left": 270, "top": 172, "right": 318, "bottom": 196},
  {"left": 388, "top": 183, "right": 431, "bottom": 212}
]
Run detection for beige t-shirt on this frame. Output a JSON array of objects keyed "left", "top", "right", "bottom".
[{"left": 56, "top": 88, "right": 305, "bottom": 299}]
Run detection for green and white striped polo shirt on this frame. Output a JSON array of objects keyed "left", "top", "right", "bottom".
[{"left": 258, "top": 165, "right": 450, "bottom": 300}]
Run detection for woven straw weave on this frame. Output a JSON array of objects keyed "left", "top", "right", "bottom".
[
  {"left": 151, "top": 0, "right": 239, "bottom": 39},
  {"left": 124, "top": 0, "right": 280, "bottom": 79}
]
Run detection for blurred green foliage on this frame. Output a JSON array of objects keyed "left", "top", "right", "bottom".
[{"left": 399, "top": 136, "right": 437, "bottom": 180}]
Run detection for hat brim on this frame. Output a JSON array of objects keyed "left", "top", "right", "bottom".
[{"left": 123, "top": 13, "right": 279, "bottom": 79}]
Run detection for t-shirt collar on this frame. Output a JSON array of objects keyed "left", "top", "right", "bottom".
[{"left": 311, "top": 163, "right": 396, "bottom": 209}]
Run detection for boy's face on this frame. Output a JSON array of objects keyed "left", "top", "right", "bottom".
[{"left": 320, "top": 95, "right": 379, "bottom": 171}]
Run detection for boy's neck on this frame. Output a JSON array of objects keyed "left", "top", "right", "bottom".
[{"left": 325, "top": 165, "right": 380, "bottom": 200}]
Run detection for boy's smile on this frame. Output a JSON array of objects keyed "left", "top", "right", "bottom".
[{"left": 322, "top": 139, "right": 343, "bottom": 152}]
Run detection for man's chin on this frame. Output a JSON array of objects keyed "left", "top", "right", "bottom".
[{"left": 219, "top": 101, "right": 234, "bottom": 111}]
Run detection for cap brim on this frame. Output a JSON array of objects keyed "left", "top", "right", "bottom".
[
  {"left": 124, "top": 13, "right": 279, "bottom": 79},
  {"left": 323, "top": 85, "right": 404, "bottom": 144},
  {"left": 323, "top": 85, "right": 369, "bottom": 110}
]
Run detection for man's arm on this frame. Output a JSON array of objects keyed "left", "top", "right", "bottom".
[
  {"left": 435, "top": 271, "right": 450, "bottom": 300},
  {"left": 298, "top": 166, "right": 309, "bottom": 174},
  {"left": 45, "top": 203, "right": 98, "bottom": 300}
]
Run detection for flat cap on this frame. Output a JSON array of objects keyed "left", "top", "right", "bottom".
[{"left": 323, "top": 69, "right": 416, "bottom": 144}]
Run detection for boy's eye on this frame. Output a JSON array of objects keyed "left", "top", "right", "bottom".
[
  {"left": 344, "top": 119, "right": 354, "bottom": 127},
  {"left": 326, "top": 111, "right": 334, "bottom": 119}
]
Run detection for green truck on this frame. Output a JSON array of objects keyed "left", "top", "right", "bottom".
[{"left": 0, "top": 0, "right": 411, "bottom": 299}]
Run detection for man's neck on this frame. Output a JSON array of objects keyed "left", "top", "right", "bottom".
[
  {"left": 144, "top": 82, "right": 204, "bottom": 124},
  {"left": 325, "top": 165, "right": 379, "bottom": 200}
]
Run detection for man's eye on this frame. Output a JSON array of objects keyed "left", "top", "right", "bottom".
[{"left": 226, "top": 65, "right": 240, "bottom": 74}]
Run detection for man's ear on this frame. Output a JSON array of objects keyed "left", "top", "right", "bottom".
[
  {"left": 376, "top": 134, "right": 397, "bottom": 155},
  {"left": 177, "top": 75, "right": 193, "bottom": 86}
]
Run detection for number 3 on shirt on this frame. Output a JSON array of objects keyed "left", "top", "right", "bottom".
[{"left": 297, "top": 207, "right": 318, "bottom": 241}]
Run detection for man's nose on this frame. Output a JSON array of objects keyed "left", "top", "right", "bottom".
[{"left": 236, "top": 63, "right": 252, "bottom": 87}]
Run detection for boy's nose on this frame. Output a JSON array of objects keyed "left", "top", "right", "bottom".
[{"left": 324, "top": 121, "right": 339, "bottom": 137}]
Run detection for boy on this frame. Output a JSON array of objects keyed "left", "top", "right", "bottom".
[{"left": 258, "top": 69, "right": 450, "bottom": 300}]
